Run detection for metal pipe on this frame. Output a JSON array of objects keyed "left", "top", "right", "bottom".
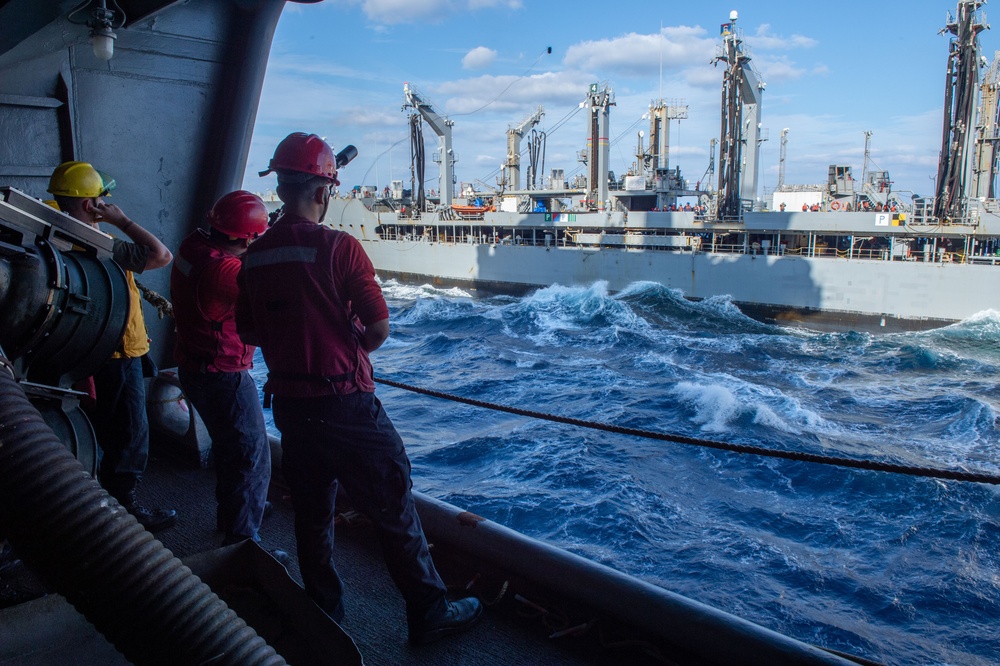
[{"left": 0, "top": 357, "right": 286, "bottom": 666}]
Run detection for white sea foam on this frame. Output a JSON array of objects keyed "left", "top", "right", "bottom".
[{"left": 671, "top": 381, "right": 743, "bottom": 432}]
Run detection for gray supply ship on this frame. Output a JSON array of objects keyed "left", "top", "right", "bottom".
[{"left": 322, "top": 5, "right": 1000, "bottom": 333}]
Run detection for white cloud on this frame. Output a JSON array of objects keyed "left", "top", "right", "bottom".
[
  {"left": 468, "top": 0, "right": 522, "bottom": 8},
  {"left": 563, "top": 26, "right": 717, "bottom": 77},
  {"left": 330, "top": 0, "right": 522, "bottom": 25},
  {"left": 750, "top": 24, "right": 818, "bottom": 50},
  {"left": 753, "top": 55, "right": 808, "bottom": 83},
  {"left": 356, "top": 0, "right": 451, "bottom": 25},
  {"left": 435, "top": 71, "right": 597, "bottom": 114},
  {"left": 463, "top": 46, "right": 497, "bottom": 69},
  {"left": 265, "top": 56, "right": 369, "bottom": 82}
]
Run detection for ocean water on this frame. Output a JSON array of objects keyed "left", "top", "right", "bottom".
[{"left": 258, "top": 279, "right": 1000, "bottom": 666}]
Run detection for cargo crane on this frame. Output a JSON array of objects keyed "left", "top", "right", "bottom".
[
  {"left": 582, "top": 83, "right": 615, "bottom": 210},
  {"left": 934, "top": 0, "right": 989, "bottom": 221},
  {"left": 714, "top": 11, "right": 765, "bottom": 220},
  {"left": 504, "top": 106, "right": 544, "bottom": 191},
  {"left": 403, "top": 82, "right": 456, "bottom": 207},
  {"left": 973, "top": 50, "right": 1000, "bottom": 198},
  {"left": 648, "top": 99, "right": 689, "bottom": 210}
]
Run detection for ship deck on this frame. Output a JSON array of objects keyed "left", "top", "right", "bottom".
[
  {"left": 148, "top": 451, "right": 603, "bottom": 665},
  {"left": 1, "top": 443, "right": 638, "bottom": 665}
]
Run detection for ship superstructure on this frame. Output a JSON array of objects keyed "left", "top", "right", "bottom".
[{"left": 325, "top": 1, "right": 1000, "bottom": 332}]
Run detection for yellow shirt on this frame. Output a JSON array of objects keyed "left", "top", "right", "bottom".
[{"left": 113, "top": 271, "right": 150, "bottom": 358}]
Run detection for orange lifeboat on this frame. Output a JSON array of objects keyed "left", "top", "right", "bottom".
[{"left": 451, "top": 204, "right": 493, "bottom": 218}]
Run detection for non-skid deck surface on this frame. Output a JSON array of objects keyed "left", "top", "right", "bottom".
[{"left": 142, "top": 450, "right": 602, "bottom": 666}]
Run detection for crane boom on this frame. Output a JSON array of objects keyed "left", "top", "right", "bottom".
[
  {"left": 505, "top": 106, "right": 545, "bottom": 190},
  {"left": 403, "top": 82, "right": 456, "bottom": 206}
]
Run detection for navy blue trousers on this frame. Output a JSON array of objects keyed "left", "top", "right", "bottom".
[
  {"left": 272, "top": 391, "right": 447, "bottom": 624},
  {"left": 180, "top": 368, "right": 270, "bottom": 542},
  {"left": 92, "top": 357, "right": 148, "bottom": 494}
]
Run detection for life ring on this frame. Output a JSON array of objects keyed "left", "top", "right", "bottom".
[{"left": 830, "top": 200, "right": 841, "bottom": 211}]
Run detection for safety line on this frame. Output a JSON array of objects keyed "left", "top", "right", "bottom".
[{"left": 375, "top": 377, "right": 1000, "bottom": 486}]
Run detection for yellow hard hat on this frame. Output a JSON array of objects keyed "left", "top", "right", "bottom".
[{"left": 47, "top": 161, "right": 113, "bottom": 198}]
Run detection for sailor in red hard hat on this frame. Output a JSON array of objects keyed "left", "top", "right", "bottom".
[
  {"left": 237, "top": 132, "right": 482, "bottom": 645},
  {"left": 171, "top": 190, "right": 276, "bottom": 549}
]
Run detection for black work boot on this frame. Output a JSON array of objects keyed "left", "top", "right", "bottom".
[
  {"left": 117, "top": 485, "right": 177, "bottom": 532},
  {"left": 128, "top": 502, "right": 177, "bottom": 532},
  {"left": 408, "top": 596, "right": 483, "bottom": 645}
]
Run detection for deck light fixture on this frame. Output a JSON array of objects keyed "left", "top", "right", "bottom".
[{"left": 68, "top": 0, "right": 127, "bottom": 61}]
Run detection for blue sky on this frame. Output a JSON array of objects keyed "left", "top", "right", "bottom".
[{"left": 246, "top": 0, "right": 989, "bottom": 199}]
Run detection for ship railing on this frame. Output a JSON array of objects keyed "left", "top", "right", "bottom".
[
  {"left": 908, "top": 197, "right": 982, "bottom": 227},
  {"left": 967, "top": 253, "right": 1000, "bottom": 265},
  {"left": 713, "top": 214, "right": 744, "bottom": 225},
  {"left": 704, "top": 242, "right": 972, "bottom": 263},
  {"left": 374, "top": 226, "right": 996, "bottom": 266}
]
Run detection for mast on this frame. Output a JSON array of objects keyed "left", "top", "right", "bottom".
[
  {"left": 648, "top": 99, "right": 689, "bottom": 174},
  {"left": 505, "top": 106, "right": 545, "bottom": 191},
  {"left": 584, "top": 83, "right": 615, "bottom": 210},
  {"left": 973, "top": 50, "right": 1000, "bottom": 198},
  {"left": 403, "top": 82, "right": 456, "bottom": 207},
  {"left": 861, "top": 130, "right": 872, "bottom": 188},
  {"left": 715, "top": 10, "right": 766, "bottom": 220},
  {"left": 777, "top": 128, "right": 789, "bottom": 190},
  {"left": 702, "top": 139, "right": 717, "bottom": 196},
  {"left": 933, "top": 1, "right": 989, "bottom": 221},
  {"left": 648, "top": 99, "right": 689, "bottom": 209}
]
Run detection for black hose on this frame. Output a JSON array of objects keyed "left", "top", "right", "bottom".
[{"left": 0, "top": 356, "right": 286, "bottom": 666}]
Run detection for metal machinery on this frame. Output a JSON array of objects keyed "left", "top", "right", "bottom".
[
  {"left": 0, "top": 186, "right": 129, "bottom": 473},
  {"left": 582, "top": 82, "right": 615, "bottom": 210},
  {"left": 715, "top": 11, "right": 765, "bottom": 219},
  {"left": 647, "top": 99, "right": 689, "bottom": 210},
  {"left": 974, "top": 49, "right": 1000, "bottom": 199},
  {"left": 504, "top": 105, "right": 545, "bottom": 191},
  {"left": 0, "top": 4, "right": 318, "bottom": 662},
  {"left": 0, "top": 185, "right": 295, "bottom": 665},
  {"left": 777, "top": 128, "right": 789, "bottom": 190},
  {"left": 404, "top": 82, "right": 457, "bottom": 207},
  {"left": 935, "top": 0, "right": 989, "bottom": 220}
]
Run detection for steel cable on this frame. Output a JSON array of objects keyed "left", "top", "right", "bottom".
[{"left": 375, "top": 377, "right": 1000, "bottom": 485}]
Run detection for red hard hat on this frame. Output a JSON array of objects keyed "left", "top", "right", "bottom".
[
  {"left": 259, "top": 132, "right": 338, "bottom": 183},
  {"left": 207, "top": 190, "right": 268, "bottom": 239}
]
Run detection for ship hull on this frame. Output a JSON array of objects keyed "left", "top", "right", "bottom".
[{"left": 338, "top": 209, "right": 995, "bottom": 332}]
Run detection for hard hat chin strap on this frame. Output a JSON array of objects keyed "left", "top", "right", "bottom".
[{"left": 319, "top": 186, "right": 331, "bottom": 223}]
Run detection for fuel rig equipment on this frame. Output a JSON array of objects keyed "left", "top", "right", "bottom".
[{"left": 0, "top": 186, "right": 286, "bottom": 665}]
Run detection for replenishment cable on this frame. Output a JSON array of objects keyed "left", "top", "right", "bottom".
[{"left": 375, "top": 377, "right": 1000, "bottom": 485}]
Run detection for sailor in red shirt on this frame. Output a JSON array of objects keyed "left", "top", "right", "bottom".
[
  {"left": 171, "top": 191, "right": 273, "bottom": 547},
  {"left": 236, "top": 132, "right": 482, "bottom": 645}
]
